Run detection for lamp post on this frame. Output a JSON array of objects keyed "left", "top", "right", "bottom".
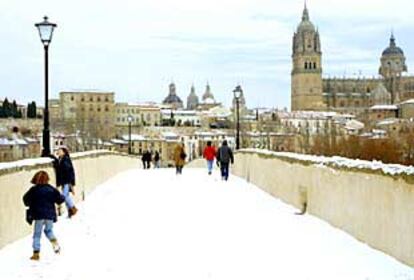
[
  {"left": 127, "top": 115, "right": 133, "bottom": 154},
  {"left": 35, "top": 16, "right": 57, "bottom": 157},
  {"left": 233, "top": 85, "right": 242, "bottom": 150}
]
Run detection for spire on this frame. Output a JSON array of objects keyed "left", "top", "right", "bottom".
[
  {"left": 302, "top": 1, "right": 309, "bottom": 21},
  {"left": 390, "top": 31, "right": 396, "bottom": 47}
]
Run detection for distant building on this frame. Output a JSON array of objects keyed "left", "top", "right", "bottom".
[
  {"left": 163, "top": 83, "right": 183, "bottom": 109},
  {"left": 59, "top": 91, "right": 115, "bottom": 140},
  {"left": 198, "top": 83, "right": 221, "bottom": 110},
  {"left": 115, "top": 103, "right": 161, "bottom": 128},
  {"left": 186, "top": 85, "right": 199, "bottom": 110},
  {"left": 291, "top": 4, "right": 414, "bottom": 117}
]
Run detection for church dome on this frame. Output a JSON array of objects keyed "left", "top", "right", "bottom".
[
  {"left": 163, "top": 95, "right": 182, "bottom": 104},
  {"left": 382, "top": 34, "right": 405, "bottom": 56}
]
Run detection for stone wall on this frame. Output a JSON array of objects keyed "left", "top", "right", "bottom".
[
  {"left": 0, "top": 151, "right": 138, "bottom": 249},
  {"left": 189, "top": 151, "right": 414, "bottom": 266}
]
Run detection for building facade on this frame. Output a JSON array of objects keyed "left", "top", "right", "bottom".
[{"left": 59, "top": 91, "right": 115, "bottom": 140}]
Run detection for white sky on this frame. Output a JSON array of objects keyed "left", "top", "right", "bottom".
[{"left": 0, "top": 0, "right": 413, "bottom": 109}]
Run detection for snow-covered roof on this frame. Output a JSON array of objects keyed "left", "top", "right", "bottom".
[
  {"left": 0, "top": 138, "right": 28, "bottom": 146},
  {"left": 110, "top": 139, "right": 129, "bottom": 145},
  {"left": 344, "top": 120, "right": 364, "bottom": 131},
  {"left": 376, "top": 118, "right": 400, "bottom": 126},
  {"left": 400, "top": 99, "right": 414, "bottom": 105},
  {"left": 121, "top": 134, "right": 146, "bottom": 141},
  {"left": 162, "top": 132, "right": 179, "bottom": 139},
  {"left": 370, "top": 105, "right": 398, "bottom": 111}
]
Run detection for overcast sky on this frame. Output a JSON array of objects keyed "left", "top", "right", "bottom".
[{"left": 0, "top": 0, "right": 413, "bottom": 109}]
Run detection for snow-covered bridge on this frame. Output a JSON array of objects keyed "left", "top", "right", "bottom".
[{"left": 0, "top": 168, "right": 413, "bottom": 280}]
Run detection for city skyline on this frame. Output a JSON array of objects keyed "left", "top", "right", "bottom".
[{"left": 0, "top": 0, "right": 413, "bottom": 109}]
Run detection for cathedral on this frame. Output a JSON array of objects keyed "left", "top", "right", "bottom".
[{"left": 291, "top": 4, "right": 414, "bottom": 116}]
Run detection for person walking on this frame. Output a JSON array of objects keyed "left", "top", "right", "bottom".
[
  {"left": 216, "top": 140, "right": 234, "bottom": 181},
  {"left": 145, "top": 150, "right": 152, "bottom": 169},
  {"left": 141, "top": 152, "right": 147, "bottom": 169},
  {"left": 154, "top": 151, "right": 161, "bottom": 168},
  {"left": 203, "top": 141, "right": 216, "bottom": 175},
  {"left": 174, "top": 143, "right": 186, "bottom": 175},
  {"left": 23, "top": 171, "right": 65, "bottom": 261},
  {"left": 50, "top": 146, "right": 78, "bottom": 218}
]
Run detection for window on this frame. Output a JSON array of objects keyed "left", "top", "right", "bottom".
[
  {"left": 105, "top": 106, "right": 109, "bottom": 112},
  {"left": 313, "top": 62, "right": 316, "bottom": 69},
  {"left": 97, "top": 97, "right": 101, "bottom": 102},
  {"left": 105, "top": 97, "right": 109, "bottom": 102},
  {"left": 81, "top": 97, "right": 85, "bottom": 102},
  {"left": 90, "top": 97, "right": 93, "bottom": 102},
  {"left": 304, "top": 62, "right": 308, "bottom": 69},
  {"left": 71, "top": 96, "right": 74, "bottom": 101},
  {"left": 97, "top": 107, "right": 101, "bottom": 112}
]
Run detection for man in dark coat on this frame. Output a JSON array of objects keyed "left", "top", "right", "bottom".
[
  {"left": 216, "top": 140, "right": 234, "bottom": 181},
  {"left": 49, "top": 147, "right": 77, "bottom": 218}
]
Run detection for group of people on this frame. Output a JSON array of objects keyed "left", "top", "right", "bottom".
[
  {"left": 203, "top": 140, "right": 234, "bottom": 180},
  {"left": 141, "top": 150, "right": 160, "bottom": 169},
  {"left": 22, "top": 141, "right": 234, "bottom": 261},
  {"left": 171, "top": 140, "right": 234, "bottom": 179},
  {"left": 23, "top": 146, "right": 77, "bottom": 261}
]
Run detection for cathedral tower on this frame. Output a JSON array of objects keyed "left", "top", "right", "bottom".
[
  {"left": 291, "top": 4, "right": 324, "bottom": 111},
  {"left": 379, "top": 33, "right": 408, "bottom": 103}
]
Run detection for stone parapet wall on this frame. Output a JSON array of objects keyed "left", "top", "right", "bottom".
[
  {"left": 0, "top": 151, "right": 139, "bottom": 249},
  {"left": 189, "top": 150, "right": 414, "bottom": 266}
]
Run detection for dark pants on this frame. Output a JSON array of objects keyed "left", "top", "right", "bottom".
[
  {"left": 176, "top": 165, "right": 183, "bottom": 174},
  {"left": 220, "top": 162, "right": 229, "bottom": 180}
]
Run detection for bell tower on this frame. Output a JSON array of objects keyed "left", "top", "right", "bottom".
[{"left": 291, "top": 4, "right": 324, "bottom": 111}]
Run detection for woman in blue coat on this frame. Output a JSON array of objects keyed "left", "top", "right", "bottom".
[
  {"left": 50, "top": 146, "right": 78, "bottom": 218},
  {"left": 23, "top": 171, "right": 65, "bottom": 260}
]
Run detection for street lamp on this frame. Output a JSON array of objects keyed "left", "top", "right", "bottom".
[
  {"left": 35, "top": 16, "right": 57, "bottom": 157},
  {"left": 233, "top": 85, "right": 243, "bottom": 150},
  {"left": 127, "top": 115, "right": 133, "bottom": 154}
]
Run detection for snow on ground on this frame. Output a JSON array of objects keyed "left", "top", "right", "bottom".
[{"left": 0, "top": 168, "right": 413, "bottom": 280}]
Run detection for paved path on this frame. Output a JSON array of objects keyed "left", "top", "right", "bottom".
[{"left": 0, "top": 168, "right": 413, "bottom": 280}]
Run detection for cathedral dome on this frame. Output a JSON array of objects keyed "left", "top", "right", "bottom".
[
  {"left": 163, "top": 94, "right": 182, "bottom": 104},
  {"left": 382, "top": 34, "right": 405, "bottom": 56}
]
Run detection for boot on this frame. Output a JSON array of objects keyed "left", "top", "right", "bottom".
[
  {"left": 51, "top": 239, "right": 61, "bottom": 254},
  {"left": 30, "top": 251, "right": 40, "bottom": 261},
  {"left": 68, "top": 206, "right": 78, "bottom": 218}
]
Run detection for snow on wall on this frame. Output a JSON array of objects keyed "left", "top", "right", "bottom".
[
  {"left": 0, "top": 150, "right": 120, "bottom": 173},
  {"left": 241, "top": 148, "right": 414, "bottom": 177}
]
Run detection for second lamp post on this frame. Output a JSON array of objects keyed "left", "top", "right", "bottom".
[
  {"left": 233, "top": 85, "right": 242, "bottom": 150},
  {"left": 127, "top": 115, "right": 133, "bottom": 154}
]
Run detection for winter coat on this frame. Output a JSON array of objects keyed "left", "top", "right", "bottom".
[
  {"left": 154, "top": 152, "right": 160, "bottom": 162},
  {"left": 51, "top": 154, "right": 76, "bottom": 187},
  {"left": 174, "top": 145, "right": 186, "bottom": 167},
  {"left": 23, "top": 184, "right": 65, "bottom": 222},
  {"left": 216, "top": 145, "right": 234, "bottom": 164},
  {"left": 203, "top": 146, "right": 216, "bottom": 161}
]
